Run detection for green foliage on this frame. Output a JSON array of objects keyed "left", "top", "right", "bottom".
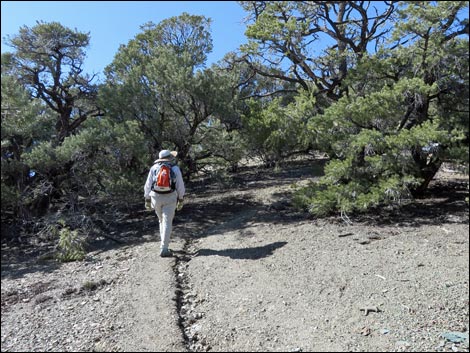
[
  {"left": 239, "top": 1, "right": 397, "bottom": 98},
  {"left": 1, "top": 184, "right": 19, "bottom": 214},
  {"left": 1, "top": 70, "right": 55, "bottom": 214},
  {"left": 293, "top": 163, "right": 421, "bottom": 217},
  {"left": 292, "top": 1, "right": 469, "bottom": 216},
  {"left": 296, "top": 77, "right": 467, "bottom": 215},
  {"left": 5, "top": 21, "right": 89, "bottom": 64},
  {"left": 295, "top": 75, "right": 467, "bottom": 215},
  {"left": 241, "top": 96, "right": 310, "bottom": 165},
  {"left": 2, "top": 21, "right": 101, "bottom": 219},
  {"left": 0, "top": 74, "right": 53, "bottom": 146},
  {"left": 48, "top": 218, "right": 87, "bottom": 263},
  {"left": 2, "top": 2, "right": 469, "bottom": 235},
  {"left": 102, "top": 13, "right": 241, "bottom": 178},
  {"left": 4, "top": 21, "right": 100, "bottom": 143},
  {"left": 194, "top": 119, "right": 246, "bottom": 173},
  {"left": 56, "top": 227, "right": 85, "bottom": 262},
  {"left": 144, "top": 12, "right": 213, "bottom": 67}
]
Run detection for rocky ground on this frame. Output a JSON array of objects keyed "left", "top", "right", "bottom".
[{"left": 1, "top": 158, "right": 469, "bottom": 352}]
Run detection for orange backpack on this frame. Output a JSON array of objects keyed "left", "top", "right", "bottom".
[{"left": 153, "top": 162, "right": 176, "bottom": 193}]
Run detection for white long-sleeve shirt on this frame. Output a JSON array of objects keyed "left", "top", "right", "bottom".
[{"left": 144, "top": 162, "right": 185, "bottom": 200}]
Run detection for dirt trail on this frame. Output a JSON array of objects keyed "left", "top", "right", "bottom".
[
  {"left": 1, "top": 159, "right": 469, "bottom": 352},
  {"left": 169, "top": 160, "right": 469, "bottom": 352}
]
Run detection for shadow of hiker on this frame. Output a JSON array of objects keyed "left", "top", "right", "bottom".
[{"left": 195, "top": 241, "right": 287, "bottom": 260}]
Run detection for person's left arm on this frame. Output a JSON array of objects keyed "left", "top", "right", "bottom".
[{"left": 173, "top": 166, "right": 185, "bottom": 201}]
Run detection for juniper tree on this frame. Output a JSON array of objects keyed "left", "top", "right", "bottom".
[
  {"left": 102, "top": 13, "right": 241, "bottom": 179},
  {"left": 293, "top": 1, "right": 469, "bottom": 216},
  {"left": 4, "top": 21, "right": 102, "bottom": 143},
  {"left": 1, "top": 66, "right": 54, "bottom": 215},
  {"left": 234, "top": 1, "right": 468, "bottom": 215},
  {"left": 2, "top": 21, "right": 102, "bottom": 216}
]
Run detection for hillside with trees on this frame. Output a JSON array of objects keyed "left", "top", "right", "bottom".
[
  {"left": 1, "top": 0, "right": 468, "bottom": 265},
  {"left": 1, "top": 2, "right": 469, "bottom": 352}
]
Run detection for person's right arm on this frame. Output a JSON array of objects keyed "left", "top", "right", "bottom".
[{"left": 144, "top": 167, "right": 154, "bottom": 199}]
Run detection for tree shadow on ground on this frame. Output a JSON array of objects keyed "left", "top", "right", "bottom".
[
  {"left": 349, "top": 178, "right": 469, "bottom": 227},
  {"left": 1, "top": 256, "right": 62, "bottom": 281},
  {"left": 2, "top": 158, "right": 467, "bottom": 279},
  {"left": 172, "top": 193, "right": 304, "bottom": 241},
  {"left": 189, "top": 157, "right": 326, "bottom": 197},
  {"left": 192, "top": 241, "right": 288, "bottom": 260}
]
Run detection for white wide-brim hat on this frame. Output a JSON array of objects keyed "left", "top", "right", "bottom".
[{"left": 155, "top": 149, "right": 178, "bottom": 162}]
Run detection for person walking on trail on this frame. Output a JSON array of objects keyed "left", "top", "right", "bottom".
[{"left": 144, "top": 150, "right": 185, "bottom": 257}]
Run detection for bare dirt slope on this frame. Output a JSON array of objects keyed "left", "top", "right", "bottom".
[{"left": 1, "top": 158, "right": 469, "bottom": 352}]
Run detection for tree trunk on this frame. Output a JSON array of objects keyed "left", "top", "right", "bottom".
[{"left": 410, "top": 150, "right": 443, "bottom": 197}]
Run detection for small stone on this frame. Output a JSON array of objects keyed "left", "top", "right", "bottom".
[{"left": 441, "top": 332, "right": 469, "bottom": 344}]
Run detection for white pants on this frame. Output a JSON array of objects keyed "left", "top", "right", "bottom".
[{"left": 151, "top": 191, "right": 177, "bottom": 250}]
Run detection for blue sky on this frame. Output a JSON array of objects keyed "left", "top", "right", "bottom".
[{"left": 1, "top": 1, "right": 249, "bottom": 80}]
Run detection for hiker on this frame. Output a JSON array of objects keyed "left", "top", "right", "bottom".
[{"left": 144, "top": 150, "right": 185, "bottom": 257}]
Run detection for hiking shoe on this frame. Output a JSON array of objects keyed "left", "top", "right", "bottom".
[{"left": 160, "top": 248, "right": 172, "bottom": 258}]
